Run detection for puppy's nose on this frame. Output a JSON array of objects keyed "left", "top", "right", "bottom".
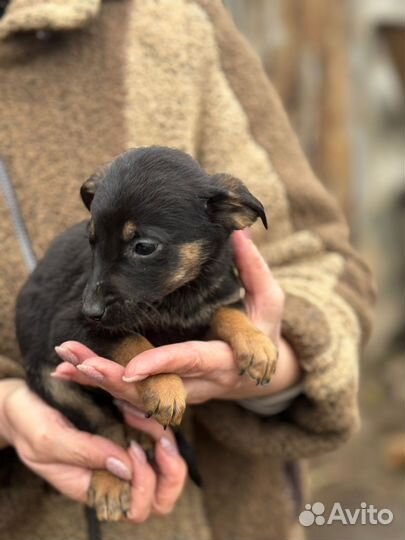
[
  {"left": 82, "top": 282, "right": 106, "bottom": 321},
  {"left": 82, "top": 299, "right": 105, "bottom": 321}
]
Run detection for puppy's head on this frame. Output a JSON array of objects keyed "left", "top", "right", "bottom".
[{"left": 80, "top": 147, "right": 267, "bottom": 328}]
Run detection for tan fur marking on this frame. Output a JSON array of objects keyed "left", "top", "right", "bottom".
[
  {"left": 210, "top": 307, "right": 278, "bottom": 385},
  {"left": 111, "top": 335, "right": 153, "bottom": 367},
  {"left": 167, "top": 240, "right": 205, "bottom": 291},
  {"left": 122, "top": 220, "right": 137, "bottom": 242},
  {"left": 112, "top": 336, "right": 186, "bottom": 427},
  {"left": 88, "top": 470, "right": 131, "bottom": 522},
  {"left": 232, "top": 213, "right": 254, "bottom": 230}
]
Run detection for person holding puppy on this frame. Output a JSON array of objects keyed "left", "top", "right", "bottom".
[{"left": 0, "top": 1, "right": 374, "bottom": 540}]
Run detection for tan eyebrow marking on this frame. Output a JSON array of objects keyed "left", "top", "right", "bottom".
[{"left": 122, "top": 221, "right": 137, "bottom": 241}]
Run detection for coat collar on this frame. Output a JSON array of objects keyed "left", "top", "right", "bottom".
[{"left": 0, "top": 0, "right": 101, "bottom": 40}]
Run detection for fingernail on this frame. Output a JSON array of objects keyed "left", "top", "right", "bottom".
[
  {"left": 129, "top": 440, "right": 147, "bottom": 464},
  {"left": 114, "top": 400, "right": 146, "bottom": 419},
  {"left": 55, "top": 345, "right": 79, "bottom": 365},
  {"left": 50, "top": 371, "right": 70, "bottom": 380},
  {"left": 106, "top": 457, "right": 132, "bottom": 481},
  {"left": 122, "top": 374, "right": 143, "bottom": 383},
  {"left": 76, "top": 364, "right": 104, "bottom": 380},
  {"left": 159, "top": 436, "right": 178, "bottom": 456}
]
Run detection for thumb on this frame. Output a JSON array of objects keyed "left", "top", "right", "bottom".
[
  {"left": 50, "top": 426, "right": 133, "bottom": 482},
  {"left": 12, "top": 391, "right": 132, "bottom": 481},
  {"left": 232, "top": 231, "right": 285, "bottom": 335},
  {"left": 232, "top": 230, "right": 274, "bottom": 300}
]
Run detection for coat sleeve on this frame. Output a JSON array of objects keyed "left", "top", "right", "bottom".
[{"left": 191, "top": 0, "right": 375, "bottom": 460}]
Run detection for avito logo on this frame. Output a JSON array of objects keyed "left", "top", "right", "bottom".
[{"left": 299, "top": 502, "right": 394, "bottom": 527}]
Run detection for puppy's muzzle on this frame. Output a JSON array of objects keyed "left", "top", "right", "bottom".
[{"left": 82, "top": 282, "right": 106, "bottom": 321}]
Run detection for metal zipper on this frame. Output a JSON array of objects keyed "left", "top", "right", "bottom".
[{"left": 0, "top": 158, "right": 37, "bottom": 272}]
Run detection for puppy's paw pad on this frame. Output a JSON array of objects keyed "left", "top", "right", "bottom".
[
  {"left": 88, "top": 470, "right": 131, "bottom": 522},
  {"left": 234, "top": 332, "right": 278, "bottom": 385}
]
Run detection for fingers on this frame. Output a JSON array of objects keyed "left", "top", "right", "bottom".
[
  {"left": 9, "top": 388, "right": 132, "bottom": 477},
  {"left": 114, "top": 405, "right": 186, "bottom": 521},
  {"left": 30, "top": 423, "right": 132, "bottom": 481},
  {"left": 53, "top": 345, "right": 142, "bottom": 407},
  {"left": 232, "top": 230, "right": 274, "bottom": 298},
  {"left": 122, "top": 340, "right": 234, "bottom": 382},
  {"left": 127, "top": 441, "right": 156, "bottom": 522},
  {"left": 232, "top": 230, "right": 285, "bottom": 335},
  {"left": 153, "top": 435, "right": 187, "bottom": 515},
  {"left": 29, "top": 462, "right": 92, "bottom": 504},
  {"left": 121, "top": 407, "right": 187, "bottom": 518},
  {"left": 54, "top": 341, "right": 100, "bottom": 365}
]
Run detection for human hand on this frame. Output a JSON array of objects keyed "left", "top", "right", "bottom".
[
  {"left": 53, "top": 231, "right": 300, "bottom": 403},
  {"left": 0, "top": 379, "right": 186, "bottom": 522}
]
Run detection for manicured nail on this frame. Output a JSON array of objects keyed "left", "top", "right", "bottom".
[
  {"left": 50, "top": 371, "right": 70, "bottom": 380},
  {"left": 55, "top": 345, "right": 79, "bottom": 365},
  {"left": 159, "top": 436, "right": 178, "bottom": 456},
  {"left": 115, "top": 401, "right": 146, "bottom": 419},
  {"left": 76, "top": 364, "right": 104, "bottom": 380},
  {"left": 129, "top": 440, "right": 147, "bottom": 464},
  {"left": 106, "top": 457, "right": 132, "bottom": 481},
  {"left": 122, "top": 374, "right": 143, "bottom": 383}
]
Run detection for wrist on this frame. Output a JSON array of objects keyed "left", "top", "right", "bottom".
[{"left": 0, "top": 378, "right": 25, "bottom": 449}]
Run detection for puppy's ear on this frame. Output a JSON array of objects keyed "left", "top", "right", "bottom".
[
  {"left": 206, "top": 174, "right": 268, "bottom": 231},
  {"left": 80, "top": 168, "right": 105, "bottom": 211}
]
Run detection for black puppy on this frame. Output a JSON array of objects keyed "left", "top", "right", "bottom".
[{"left": 16, "top": 146, "right": 278, "bottom": 521}]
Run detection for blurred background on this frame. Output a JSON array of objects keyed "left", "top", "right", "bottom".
[{"left": 224, "top": 1, "right": 404, "bottom": 539}]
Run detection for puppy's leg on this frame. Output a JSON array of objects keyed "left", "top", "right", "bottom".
[
  {"left": 210, "top": 306, "right": 278, "bottom": 385},
  {"left": 88, "top": 471, "right": 131, "bottom": 522},
  {"left": 88, "top": 423, "right": 131, "bottom": 521},
  {"left": 112, "top": 336, "right": 186, "bottom": 428},
  {"left": 45, "top": 372, "right": 131, "bottom": 521}
]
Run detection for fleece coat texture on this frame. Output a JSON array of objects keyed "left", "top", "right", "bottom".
[{"left": 0, "top": 1, "right": 374, "bottom": 539}]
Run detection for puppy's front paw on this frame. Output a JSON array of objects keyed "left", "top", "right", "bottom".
[
  {"left": 137, "top": 374, "right": 186, "bottom": 428},
  {"left": 88, "top": 470, "right": 131, "bottom": 521},
  {"left": 232, "top": 330, "right": 278, "bottom": 385}
]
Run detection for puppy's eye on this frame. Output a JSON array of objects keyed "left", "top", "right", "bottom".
[{"left": 133, "top": 240, "right": 158, "bottom": 256}]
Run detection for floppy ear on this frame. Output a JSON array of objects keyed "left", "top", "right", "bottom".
[
  {"left": 80, "top": 168, "right": 106, "bottom": 211},
  {"left": 206, "top": 174, "right": 268, "bottom": 231}
]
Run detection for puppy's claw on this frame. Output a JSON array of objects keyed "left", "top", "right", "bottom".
[
  {"left": 232, "top": 331, "right": 278, "bottom": 386},
  {"left": 137, "top": 374, "right": 186, "bottom": 428}
]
